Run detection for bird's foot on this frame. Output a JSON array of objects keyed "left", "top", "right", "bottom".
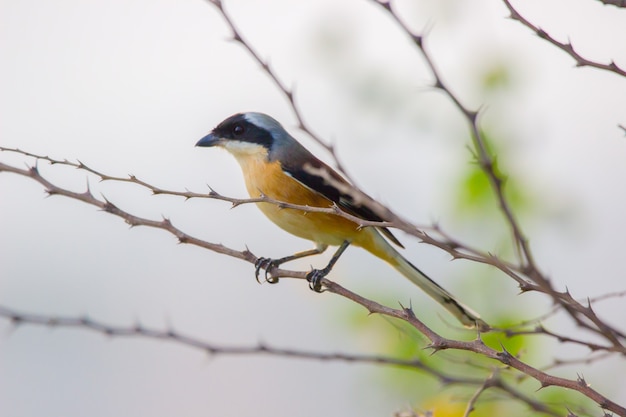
[
  {"left": 305, "top": 267, "right": 330, "bottom": 292},
  {"left": 254, "top": 257, "right": 280, "bottom": 284}
]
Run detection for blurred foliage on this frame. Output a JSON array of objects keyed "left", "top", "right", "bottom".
[
  {"left": 344, "top": 303, "right": 592, "bottom": 416},
  {"left": 481, "top": 62, "right": 513, "bottom": 92},
  {"left": 454, "top": 130, "right": 530, "bottom": 222},
  {"left": 329, "top": 53, "right": 597, "bottom": 414}
]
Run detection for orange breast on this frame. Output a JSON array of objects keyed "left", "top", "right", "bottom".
[{"left": 235, "top": 154, "right": 388, "bottom": 255}]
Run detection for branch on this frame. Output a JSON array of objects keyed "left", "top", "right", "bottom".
[
  {"left": 0, "top": 159, "right": 310, "bottom": 283},
  {"left": 203, "top": 0, "right": 354, "bottom": 181},
  {"left": 0, "top": 305, "right": 439, "bottom": 371},
  {"left": 323, "top": 279, "right": 626, "bottom": 416},
  {"left": 0, "top": 147, "right": 529, "bottom": 288},
  {"left": 371, "top": 0, "right": 626, "bottom": 349},
  {"left": 2, "top": 152, "right": 619, "bottom": 413},
  {"left": 373, "top": 0, "right": 538, "bottom": 285},
  {"left": 595, "top": 0, "right": 626, "bottom": 7},
  {"left": 4, "top": 141, "right": 626, "bottom": 350},
  {"left": 502, "top": 0, "right": 626, "bottom": 78},
  {"left": 0, "top": 306, "right": 576, "bottom": 417},
  {"left": 197, "top": 0, "right": 626, "bottom": 347},
  {"left": 463, "top": 372, "right": 497, "bottom": 417}
]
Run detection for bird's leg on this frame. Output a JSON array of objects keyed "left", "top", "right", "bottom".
[
  {"left": 255, "top": 243, "right": 328, "bottom": 284},
  {"left": 306, "top": 241, "right": 350, "bottom": 292}
]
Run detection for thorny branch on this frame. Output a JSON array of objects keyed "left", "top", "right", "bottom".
[
  {"left": 596, "top": 0, "right": 626, "bottom": 7},
  {"left": 372, "top": 0, "right": 626, "bottom": 349},
  {"left": 326, "top": 281, "right": 626, "bottom": 416},
  {"left": 2, "top": 0, "right": 626, "bottom": 415},
  {"left": 0, "top": 154, "right": 625, "bottom": 415},
  {"left": 0, "top": 305, "right": 564, "bottom": 417},
  {"left": 205, "top": 0, "right": 626, "bottom": 348},
  {"left": 502, "top": 0, "right": 626, "bottom": 78},
  {"left": 0, "top": 158, "right": 309, "bottom": 282},
  {"left": 5, "top": 146, "right": 626, "bottom": 353},
  {"left": 203, "top": 0, "right": 355, "bottom": 182},
  {"left": 0, "top": 147, "right": 527, "bottom": 284}
]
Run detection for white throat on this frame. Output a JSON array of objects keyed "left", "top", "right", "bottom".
[{"left": 223, "top": 141, "right": 268, "bottom": 157}]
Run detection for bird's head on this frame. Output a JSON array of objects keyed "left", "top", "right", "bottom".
[{"left": 196, "top": 112, "right": 289, "bottom": 158}]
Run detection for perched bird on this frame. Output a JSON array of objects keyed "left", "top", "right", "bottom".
[{"left": 196, "top": 112, "right": 486, "bottom": 329}]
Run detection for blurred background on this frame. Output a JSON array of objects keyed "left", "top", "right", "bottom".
[{"left": 1, "top": 0, "right": 625, "bottom": 415}]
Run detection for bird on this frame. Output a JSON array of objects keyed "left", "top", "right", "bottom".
[{"left": 196, "top": 112, "right": 487, "bottom": 329}]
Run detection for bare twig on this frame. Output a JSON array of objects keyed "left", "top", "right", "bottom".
[
  {"left": 0, "top": 159, "right": 309, "bottom": 282},
  {"left": 2, "top": 154, "right": 622, "bottom": 413},
  {"left": 370, "top": 0, "right": 626, "bottom": 349},
  {"left": 502, "top": 0, "right": 626, "bottom": 78},
  {"left": 463, "top": 372, "right": 497, "bottom": 417},
  {"left": 595, "top": 0, "right": 626, "bottom": 7},
  {"left": 0, "top": 306, "right": 435, "bottom": 370},
  {"left": 2, "top": 1, "right": 626, "bottom": 414},
  {"left": 12, "top": 146, "right": 624, "bottom": 351},
  {"left": 203, "top": 0, "right": 354, "bottom": 181},
  {"left": 504, "top": 324, "right": 625, "bottom": 354},
  {"left": 323, "top": 279, "right": 626, "bottom": 416},
  {"left": 0, "top": 305, "right": 567, "bottom": 417},
  {"left": 0, "top": 146, "right": 530, "bottom": 285}
]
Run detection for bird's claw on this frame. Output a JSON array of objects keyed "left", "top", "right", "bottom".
[
  {"left": 306, "top": 268, "right": 328, "bottom": 292},
  {"left": 254, "top": 257, "right": 280, "bottom": 284}
]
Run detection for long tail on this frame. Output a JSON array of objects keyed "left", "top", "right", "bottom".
[
  {"left": 360, "top": 231, "right": 488, "bottom": 330},
  {"left": 390, "top": 252, "right": 488, "bottom": 329}
]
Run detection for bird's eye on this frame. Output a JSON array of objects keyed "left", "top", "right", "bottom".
[{"left": 232, "top": 124, "right": 244, "bottom": 136}]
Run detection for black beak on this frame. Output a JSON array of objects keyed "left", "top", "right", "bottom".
[{"left": 196, "top": 132, "right": 221, "bottom": 147}]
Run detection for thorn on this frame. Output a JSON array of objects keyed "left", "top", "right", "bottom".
[
  {"left": 432, "top": 79, "right": 444, "bottom": 90},
  {"left": 508, "top": 11, "right": 520, "bottom": 21},
  {"left": 101, "top": 196, "right": 118, "bottom": 213},
  {"left": 536, "top": 28, "right": 548, "bottom": 39},
  {"left": 378, "top": 0, "right": 392, "bottom": 11},
  {"left": 518, "top": 282, "right": 532, "bottom": 293},
  {"left": 427, "top": 340, "right": 447, "bottom": 354},
  {"left": 83, "top": 178, "right": 92, "bottom": 197},
  {"left": 537, "top": 380, "right": 550, "bottom": 391},
  {"left": 497, "top": 344, "right": 513, "bottom": 365},
  {"left": 134, "top": 323, "right": 144, "bottom": 334},
  {"left": 466, "top": 109, "right": 479, "bottom": 123},
  {"left": 230, "top": 32, "right": 242, "bottom": 43}
]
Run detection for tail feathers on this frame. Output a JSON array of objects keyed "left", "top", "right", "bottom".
[{"left": 391, "top": 252, "right": 488, "bottom": 330}]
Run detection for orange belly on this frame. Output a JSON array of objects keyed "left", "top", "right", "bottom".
[{"left": 235, "top": 155, "right": 386, "bottom": 254}]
